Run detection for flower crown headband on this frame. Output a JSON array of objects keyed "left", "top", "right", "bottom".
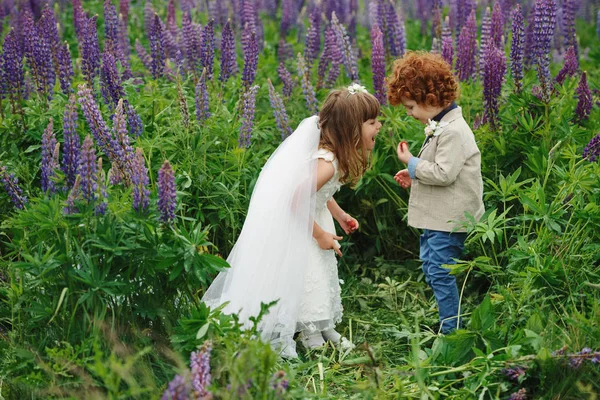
[{"left": 346, "top": 83, "right": 368, "bottom": 98}]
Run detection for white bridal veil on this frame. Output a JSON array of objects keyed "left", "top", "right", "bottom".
[{"left": 202, "top": 116, "right": 321, "bottom": 357}]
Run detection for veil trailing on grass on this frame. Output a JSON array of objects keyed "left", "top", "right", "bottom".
[{"left": 202, "top": 116, "right": 320, "bottom": 357}]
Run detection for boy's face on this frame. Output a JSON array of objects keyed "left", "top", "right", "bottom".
[
  {"left": 399, "top": 98, "right": 443, "bottom": 124},
  {"left": 361, "top": 118, "right": 382, "bottom": 151}
]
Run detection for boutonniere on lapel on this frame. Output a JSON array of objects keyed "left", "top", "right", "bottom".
[{"left": 424, "top": 119, "right": 450, "bottom": 137}]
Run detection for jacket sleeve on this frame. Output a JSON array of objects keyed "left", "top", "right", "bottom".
[{"left": 414, "top": 130, "right": 467, "bottom": 186}]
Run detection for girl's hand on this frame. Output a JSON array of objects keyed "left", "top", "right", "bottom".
[
  {"left": 338, "top": 213, "right": 359, "bottom": 234},
  {"left": 397, "top": 141, "right": 413, "bottom": 164},
  {"left": 315, "top": 231, "right": 343, "bottom": 256},
  {"left": 394, "top": 169, "right": 412, "bottom": 188}
]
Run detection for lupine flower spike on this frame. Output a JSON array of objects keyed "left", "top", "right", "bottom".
[
  {"left": 41, "top": 119, "right": 59, "bottom": 194},
  {"left": 190, "top": 341, "right": 212, "bottom": 397},
  {"left": 1, "top": 165, "right": 28, "bottom": 209},
  {"left": 158, "top": 160, "right": 177, "bottom": 224},
  {"left": 575, "top": 71, "right": 592, "bottom": 122},
  {"left": 238, "top": 85, "right": 260, "bottom": 148},
  {"left": 510, "top": 5, "right": 525, "bottom": 93},
  {"left": 267, "top": 79, "right": 293, "bottom": 140}
]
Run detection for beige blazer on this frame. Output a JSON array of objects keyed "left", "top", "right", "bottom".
[{"left": 408, "top": 107, "right": 484, "bottom": 232}]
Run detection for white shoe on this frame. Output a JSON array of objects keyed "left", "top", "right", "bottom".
[
  {"left": 338, "top": 337, "right": 356, "bottom": 351},
  {"left": 299, "top": 330, "right": 326, "bottom": 350},
  {"left": 322, "top": 329, "right": 355, "bottom": 351}
]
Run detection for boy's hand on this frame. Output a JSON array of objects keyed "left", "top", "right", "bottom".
[
  {"left": 394, "top": 169, "right": 412, "bottom": 188},
  {"left": 338, "top": 214, "right": 359, "bottom": 234},
  {"left": 315, "top": 231, "right": 343, "bottom": 256},
  {"left": 397, "top": 141, "right": 412, "bottom": 164}
]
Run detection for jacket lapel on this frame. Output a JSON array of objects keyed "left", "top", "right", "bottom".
[{"left": 417, "top": 107, "right": 463, "bottom": 157}]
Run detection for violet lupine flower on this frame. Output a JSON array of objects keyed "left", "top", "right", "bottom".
[
  {"left": 1, "top": 165, "right": 27, "bottom": 209},
  {"left": 242, "top": 26, "right": 258, "bottom": 89},
  {"left": 317, "top": 26, "right": 332, "bottom": 88},
  {"left": 79, "top": 135, "right": 98, "bottom": 203},
  {"left": 575, "top": 71, "right": 592, "bottom": 122},
  {"left": 120, "top": 0, "right": 130, "bottom": 25},
  {"left": 508, "top": 388, "right": 527, "bottom": 400},
  {"left": 220, "top": 20, "right": 237, "bottom": 83},
  {"left": 125, "top": 101, "right": 143, "bottom": 137},
  {"left": 442, "top": 35, "right": 454, "bottom": 68},
  {"left": 331, "top": 12, "right": 359, "bottom": 82},
  {"left": 583, "top": 133, "right": 600, "bottom": 162},
  {"left": 280, "top": 0, "right": 296, "bottom": 37},
  {"left": 563, "top": 0, "right": 578, "bottom": 57},
  {"left": 177, "top": 81, "right": 190, "bottom": 130},
  {"left": 161, "top": 375, "right": 189, "bottom": 400},
  {"left": 56, "top": 42, "right": 74, "bottom": 94},
  {"left": 104, "top": 0, "right": 119, "bottom": 53},
  {"left": 241, "top": 0, "right": 257, "bottom": 49},
  {"left": 510, "top": 5, "right": 525, "bottom": 93},
  {"left": 277, "top": 63, "right": 294, "bottom": 97},
  {"left": 490, "top": 2, "right": 504, "bottom": 49},
  {"left": 442, "top": 16, "right": 452, "bottom": 43},
  {"left": 533, "top": 0, "right": 557, "bottom": 102},
  {"left": 72, "top": 0, "right": 85, "bottom": 38},
  {"left": 199, "top": 19, "right": 215, "bottom": 80},
  {"left": 270, "top": 370, "right": 289, "bottom": 395},
  {"left": 238, "top": 84, "right": 259, "bottom": 148},
  {"left": 524, "top": 2, "right": 537, "bottom": 68},
  {"left": 384, "top": 0, "right": 406, "bottom": 57},
  {"left": 456, "top": 10, "right": 477, "bottom": 81},
  {"left": 479, "top": 7, "right": 491, "bottom": 79},
  {"left": 77, "top": 84, "right": 113, "bottom": 152},
  {"left": 39, "top": 5, "right": 60, "bottom": 60},
  {"left": 297, "top": 54, "right": 319, "bottom": 116},
  {"left": 190, "top": 341, "right": 212, "bottom": 397},
  {"left": 131, "top": 148, "right": 150, "bottom": 212},
  {"left": 555, "top": 46, "right": 578, "bottom": 85},
  {"left": 0, "top": 29, "right": 25, "bottom": 106},
  {"left": 149, "top": 14, "right": 166, "bottom": 79},
  {"left": 135, "top": 39, "right": 153, "bottom": 72},
  {"left": 112, "top": 99, "right": 135, "bottom": 183},
  {"left": 483, "top": 44, "right": 506, "bottom": 131},
  {"left": 277, "top": 38, "right": 294, "bottom": 64},
  {"left": 158, "top": 160, "right": 177, "bottom": 224},
  {"left": 22, "top": 9, "right": 54, "bottom": 98},
  {"left": 209, "top": 0, "right": 227, "bottom": 27},
  {"left": 62, "top": 94, "right": 80, "bottom": 188},
  {"left": 325, "top": 25, "right": 342, "bottom": 88},
  {"left": 144, "top": 0, "right": 155, "bottom": 38},
  {"left": 64, "top": 175, "right": 81, "bottom": 214},
  {"left": 41, "top": 119, "right": 59, "bottom": 194},
  {"left": 305, "top": 6, "right": 321, "bottom": 66},
  {"left": 95, "top": 158, "right": 108, "bottom": 215},
  {"left": 182, "top": 13, "right": 200, "bottom": 73},
  {"left": 370, "top": 25, "right": 386, "bottom": 105},
  {"left": 195, "top": 70, "right": 210, "bottom": 122},
  {"left": 267, "top": 79, "right": 293, "bottom": 139},
  {"left": 100, "top": 50, "right": 125, "bottom": 109},
  {"left": 501, "top": 366, "right": 527, "bottom": 382},
  {"left": 80, "top": 15, "right": 101, "bottom": 89}
]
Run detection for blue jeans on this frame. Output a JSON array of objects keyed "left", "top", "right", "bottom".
[{"left": 420, "top": 229, "right": 467, "bottom": 334}]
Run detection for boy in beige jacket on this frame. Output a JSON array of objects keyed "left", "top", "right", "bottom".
[{"left": 387, "top": 52, "right": 484, "bottom": 334}]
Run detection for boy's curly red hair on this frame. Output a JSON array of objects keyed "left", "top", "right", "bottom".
[{"left": 387, "top": 51, "right": 459, "bottom": 108}]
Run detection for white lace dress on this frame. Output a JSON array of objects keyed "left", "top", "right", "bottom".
[{"left": 296, "top": 148, "right": 344, "bottom": 334}]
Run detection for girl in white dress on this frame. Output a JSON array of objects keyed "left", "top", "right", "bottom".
[{"left": 202, "top": 84, "right": 381, "bottom": 358}]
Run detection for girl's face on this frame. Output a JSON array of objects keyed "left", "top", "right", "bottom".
[
  {"left": 361, "top": 118, "right": 382, "bottom": 151},
  {"left": 400, "top": 98, "right": 444, "bottom": 124}
]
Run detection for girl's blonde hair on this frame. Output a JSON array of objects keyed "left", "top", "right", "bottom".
[{"left": 318, "top": 88, "right": 380, "bottom": 184}]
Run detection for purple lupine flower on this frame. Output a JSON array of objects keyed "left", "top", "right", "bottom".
[
  {"left": 277, "top": 63, "right": 294, "bottom": 97},
  {"left": 490, "top": 2, "right": 504, "bottom": 49},
  {"left": 39, "top": 5, "right": 60, "bottom": 59},
  {"left": 384, "top": 0, "right": 406, "bottom": 57},
  {"left": 77, "top": 84, "right": 113, "bottom": 152},
  {"left": 267, "top": 78, "right": 293, "bottom": 139},
  {"left": 325, "top": 25, "right": 342, "bottom": 88},
  {"left": 220, "top": 19, "right": 237, "bottom": 82},
  {"left": 533, "top": 0, "right": 557, "bottom": 102},
  {"left": 305, "top": 6, "right": 321, "bottom": 66},
  {"left": 575, "top": 71, "right": 592, "bottom": 121},
  {"left": 199, "top": 19, "right": 215, "bottom": 79},
  {"left": 112, "top": 99, "right": 135, "bottom": 183},
  {"left": 479, "top": 7, "right": 491, "bottom": 79},
  {"left": 41, "top": 119, "right": 59, "bottom": 194},
  {"left": 524, "top": 2, "right": 537, "bottom": 68},
  {"left": 1, "top": 165, "right": 27, "bottom": 209},
  {"left": 316, "top": 25, "right": 333, "bottom": 88},
  {"left": 209, "top": 0, "right": 227, "bottom": 27},
  {"left": 563, "top": 0, "right": 578, "bottom": 57},
  {"left": 117, "top": 15, "right": 132, "bottom": 77},
  {"left": 78, "top": 135, "right": 98, "bottom": 203},
  {"left": 442, "top": 35, "right": 454, "bottom": 68},
  {"left": 166, "top": 0, "right": 177, "bottom": 35},
  {"left": 483, "top": 44, "right": 506, "bottom": 131},
  {"left": 508, "top": 388, "right": 527, "bottom": 400},
  {"left": 592, "top": 352, "right": 600, "bottom": 363},
  {"left": 144, "top": 0, "right": 155, "bottom": 38},
  {"left": 131, "top": 147, "right": 150, "bottom": 212},
  {"left": 104, "top": 0, "right": 119, "bottom": 52},
  {"left": 277, "top": 38, "right": 294, "bottom": 64},
  {"left": 195, "top": 70, "right": 210, "bottom": 122},
  {"left": 501, "top": 366, "right": 527, "bottom": 382},
  {"left": 125, "top": 101, "right": 143, "bottom": 137},
  {"left": 241, "top": 0, "right": 258, "bottom": 50},
  {"left": 64, "top": 175, "right": 81, "bottom": 214},
  {"left": 120, "top": 0, "right": 130, "bottom": 25},
  {"left": 177, "top": 81, "right": 190, "bottom": 129},
  {"left": 158, "top": 160, "right": 177, "bottom": 224},
  {"left": 555, "top": 46, "right": 578, "bottom": 85},
  {"left": 331, "top": 12, "right": 359, "bottom": 82},
  {"left": 510, "top": 5, "right": 525, "bottom": 93},
  {"left": 72, "top": 0, "right": 85, "bottom": 38},
  {"left": 149, "top": 14, "right": 166, "bottom": 79},
  {"left": 280, "top": 0, "right": 296, "bottom": 37},
  {"left": 80, "top": 15, "right": 101, "bottom": 88},
  {"left": 62, "top": 94, "right": 80, "bottom": 188},
  {"left": 0, "top": 29, "right": 25, "bottom": 107},
  {"left": 456, "top": 10, "right": 477, "bottom": 81},
  {"left": 238, "top": 84, "right": 259, "bottom": 148},
  {"left": 135, "top": 39, "right": 153, "bottom": 72},
  {"left": 56, "top": 42, "right": 74, "bottom": 94},
  {"left": 242, "top": 25, "right": 258, "bottom": 89},
  {"left": 370, "top": 25, "right": 386, "bottom": 105},
  {"left": 583, "top": 132, "right": 600, "bottom": 162},
  {"left": 22, "top": 9, "right": 54, "bottom": 98},
  {"left": 270, "top": 370, "right": 289, "bottom": 395},
  {"left": 182, "top": 12, "right": 200, "bottom": 73},
  {"left": 161, "top": 375, "right": 189, "bottom": 400},
  {"left": 95, "top": 158, "right": 108, "bottom": 215},
  {"left": 190, "top": 341, "right": 212, "bottom": 397},
  {"left": 297, "top": 54, "right": 319, "bottom": 115},
  {"left": 100, "top": 50, "right": 124, "bottom": 108}
]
